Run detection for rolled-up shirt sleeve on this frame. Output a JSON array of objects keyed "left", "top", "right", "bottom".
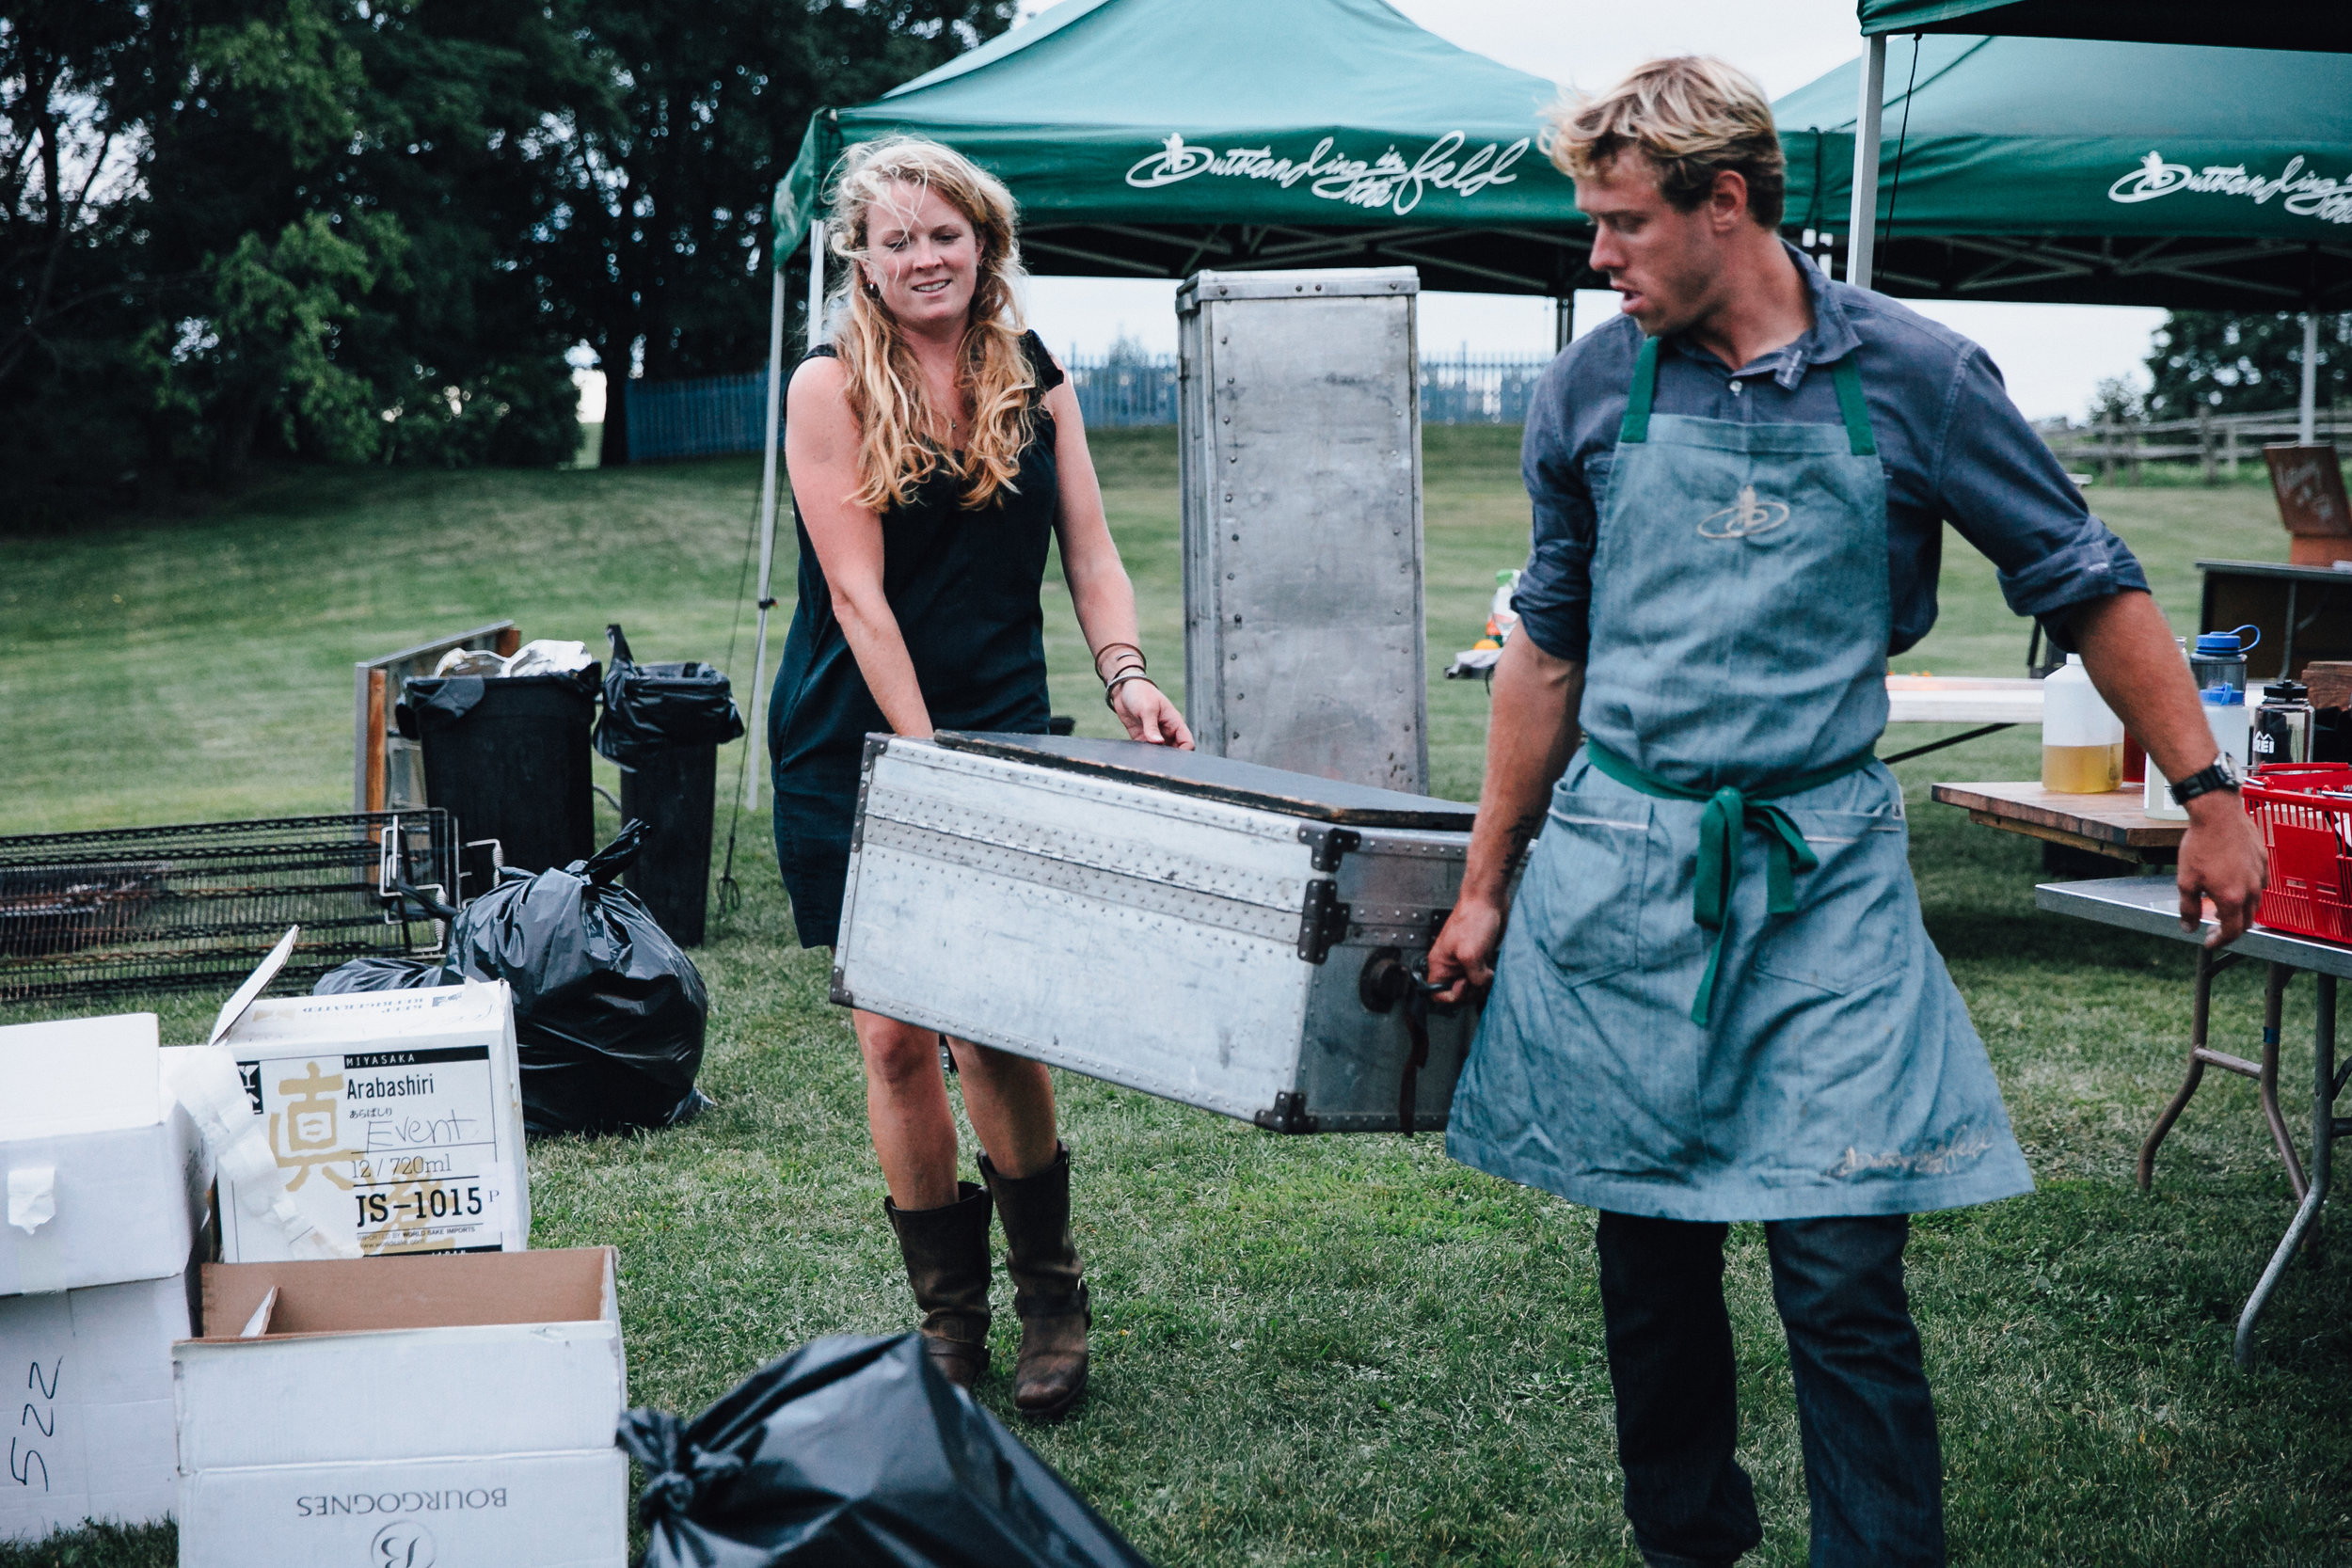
[
  {"left": 1932, "top": 346, "right": 2148, "bottom": 650},
  {"left": 1514, "top": 357, "right": 1598, "bottom": 663}
]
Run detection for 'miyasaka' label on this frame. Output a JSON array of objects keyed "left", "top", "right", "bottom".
[{"left": 238, "top": 1045, "right": 514, "bottom": 1255}]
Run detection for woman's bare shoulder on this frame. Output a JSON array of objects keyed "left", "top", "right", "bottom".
[
  {"left": 789, "top": 351, "right": 850, "bottom": 397},
  {"left": 787, "top": 353, "right": 857, "bottom": 439}
]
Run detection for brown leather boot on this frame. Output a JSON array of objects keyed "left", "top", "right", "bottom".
[
  {"left": 979, "top": 1146, "right": 1089, "bottom": 1420},
  {"left": 883, "top": 1180, "right": 993, "bottom": 1391}
]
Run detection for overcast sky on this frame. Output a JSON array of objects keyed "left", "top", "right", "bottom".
[{"left": 1009, "top": 0, "right": 2168, "bottom": 421}]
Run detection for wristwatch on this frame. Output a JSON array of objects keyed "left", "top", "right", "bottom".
[{"left": 2169, "top": 758, "right": 2241, "bottom": 807}]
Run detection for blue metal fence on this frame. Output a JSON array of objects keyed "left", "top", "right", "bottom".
[
  {"left": 624, "top": 371, "right": 770, "bottom": 462},
  {"left": 1065, "top": 356, "right": 1179, "bottom": 427},
  {"left": 1420, "top": 351, "right": 1551, "bottom": 425},
  {"left": 620, "top": 351, "right": 1555, "bottom": 461}
]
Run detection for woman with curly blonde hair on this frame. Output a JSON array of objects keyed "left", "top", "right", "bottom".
[{"left": 771, "top": 134, "right": 1188, "bottom": 1418}]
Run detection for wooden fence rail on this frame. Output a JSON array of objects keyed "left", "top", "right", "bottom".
[{"left": 2039, "top": 408, "right": 2349, "bottom": 485}]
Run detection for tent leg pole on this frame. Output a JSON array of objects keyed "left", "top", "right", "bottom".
[
  {"left": 745, "top": 265, "right": 787, "bottom": 812},
  {"left": 807, "top": 219, "right": 827, "bottom": 352},
  {"left": 2301, "top": 310, "right": 2319, "bottom": 447},
  {"left": 1553, "top": 294, "right": 1573, "bottom": 354},
  {"left": 1847, "top": 34, "right": 1886, "bottom": 290}
]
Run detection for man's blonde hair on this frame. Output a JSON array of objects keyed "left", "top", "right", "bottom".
[{"left": 1548, "top": 56, "right": 1786, "bottom": 228}]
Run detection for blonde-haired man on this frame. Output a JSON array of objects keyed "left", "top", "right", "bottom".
[{"left": 1430, "top": 55, "right": 2265, "bottom": 1568}]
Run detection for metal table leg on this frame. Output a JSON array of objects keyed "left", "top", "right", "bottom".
[
  {"left": 2140, "top": 947, "right": 2249, "bottom": 1190},
  {"left": 2236, "top": 974, "right": 2338, "bottom": 1367},
  {"left": 2258, "top": 963, "right": 2309, "bottom": 1201}
]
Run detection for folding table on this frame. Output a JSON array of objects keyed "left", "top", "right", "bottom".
[{"left": 2034, "top": 876, "right": 2347, "bottom": 1364}]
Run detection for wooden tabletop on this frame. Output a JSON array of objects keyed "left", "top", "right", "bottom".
[{"left": 1931, "top": 781, "right": 2185, "bottom": 863}]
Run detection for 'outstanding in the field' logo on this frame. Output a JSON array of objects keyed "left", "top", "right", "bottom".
[
  {"left": 2107, "top": 150, "right": 2352, "bottom": 223},
  {"left": 1124, "top": 131, "right": 1528, "bottom": 216}
]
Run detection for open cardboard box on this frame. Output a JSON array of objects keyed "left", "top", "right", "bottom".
[
  {"left": 208, "top": 973, "right": 529, "bottom": 1261},
  {"left": 175, "top": 1247, "right": 626, "bottom": 1568}
]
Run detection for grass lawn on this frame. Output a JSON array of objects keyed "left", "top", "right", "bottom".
[{"left": 2, "top": 433, "right": 2346, "bottom": 1566}]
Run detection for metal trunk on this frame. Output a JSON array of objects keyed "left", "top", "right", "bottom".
[
  {"left": 1178, "top": 267, "right": 1428, "bottom": 794},
  {"left": 834, "top": 734, "right": 1475, "bottom": 1132}
]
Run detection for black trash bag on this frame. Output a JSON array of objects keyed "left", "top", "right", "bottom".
[
  {"left": 395, "top": 664, "right": 602, "bottom": 741},
  {"left": 620, "top": 1334, "right": 1154, "bottom": 1568},
  {"left": 596, "top": 623, "right": 745, "bottom": 768},
  {"left": 443, "top": 820, "right": 711, "bottom": 1135},
  {"left": 394, "top": 673, "right": 490, "bottom": 735},
  {"left": 312, "top": 956, "right": 452, "bottom": 994}
]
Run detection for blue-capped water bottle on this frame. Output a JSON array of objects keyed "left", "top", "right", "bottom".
[{"left": 2191, "top": 626, "right": 2259, "bottom": 768}]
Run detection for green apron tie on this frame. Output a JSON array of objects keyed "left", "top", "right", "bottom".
[{"left": 1585, "top": 739, "right": 1869, "bottom": 1026}]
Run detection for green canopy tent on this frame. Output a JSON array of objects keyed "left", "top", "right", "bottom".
[
  {"left": 768, "top": 0, "right": 1592, "bottom": 297},
  {"left": 1842, "top": 1, "right": 2352, "bottom": 295},
  {"left": 1836, "top": 2, "right": 2352, "bottom": 446},
  {"left": 1777, "top": 36, "right": 2352, "bottom": 308},
  {"left": 1781, "top": 32, "right": 2352, "bottom": 459},
  {"left": 1853, "top": 2, "right": 2352, "bottom": 52},
  {"left": 738, "top": 0, "right": 1597, "bottom": 800}
]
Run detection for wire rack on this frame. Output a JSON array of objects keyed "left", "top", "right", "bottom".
[{"left": 0, "top": 812, "right": 457, "bottom": 1005}]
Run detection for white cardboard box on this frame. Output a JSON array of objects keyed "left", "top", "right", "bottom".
[
  {"left": 174, "top": 1247, "right": 627, "bottom": 1568},
  {"left": 211, "top": 981, "right": 529, "bottom": 1259},
  {"left": 0, "top": 1014, "right": 208, "bottom": 1297},
  {"left": 176, "top": 1449, "right": 628, "bottom": 1568},
  {"left": 0, "top": 1266, "right": 199, "bottom": 1541}
]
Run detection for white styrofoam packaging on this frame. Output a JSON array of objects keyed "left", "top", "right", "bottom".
[
  {"left": 0, "top": 1014, "right": 208, "bottom": 1297},
  {"left": 0, "top": 1266, "right": 199, "bottom": 1542},
  {"left": 210, "top": 980, "right": 529, "bottom": 1259},
  {"left": 174, "top": 1247, "right": 627, "bottom": 1568}
]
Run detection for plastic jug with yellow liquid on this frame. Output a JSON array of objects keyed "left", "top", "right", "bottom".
[{"left": 2042, "top": 655, "right": 2123, "bottom": 793}]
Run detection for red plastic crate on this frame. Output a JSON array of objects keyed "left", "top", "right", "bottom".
[{"left": 2244, "top": 763, "right": 2352, "bottom": 944}]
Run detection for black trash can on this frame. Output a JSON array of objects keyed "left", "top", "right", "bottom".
[
  {"left": 399, "top": 671, "right": 599, "bottom": 899},
  {"left": 596, "top": 625, "right": 745, "bottom": 947}
]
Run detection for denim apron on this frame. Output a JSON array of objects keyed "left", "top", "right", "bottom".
[{"left": 1447, "top": 340, "right": 2033, "bottom": 1221}]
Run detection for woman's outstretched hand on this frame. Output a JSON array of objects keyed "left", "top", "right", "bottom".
[{"left": 1111, "top": 678, "right": 1193, "bottom": 749}]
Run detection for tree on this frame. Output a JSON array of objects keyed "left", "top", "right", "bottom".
[
  {"left": 2144, "top": 309, "right": 2352, "bottom": 419},
  {"left": 1, "top": 0, "right": 1002, "bottom": 518},
  {"left": 548, "top": 0, "right": 1014, "bottom": 464},
  {"left": 2, "top": 0, "right": 605, "bottom": 517},
  {"left": 1, "top": 0, "right": 162, "bottom": 517}
]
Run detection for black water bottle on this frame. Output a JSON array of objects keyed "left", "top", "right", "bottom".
[{"left": 2250, "top": 679, "right": 2313, "bottom": 768}]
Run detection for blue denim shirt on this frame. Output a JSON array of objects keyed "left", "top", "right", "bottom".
[{"left": 1514, "top": 243, "right": 2147, "bottom": 663}]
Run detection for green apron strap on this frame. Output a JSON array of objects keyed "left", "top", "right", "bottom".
[
  {"left": 1830, "top": 354, "right": 1876, "bottom": 456},
  {"left": 1585, "top": 740, "right": 1847, "bottom": 1027},
  {"left": 1618, "top": 337, "right": 1661, "bottom": 445},
  {"left": 1625, "top": 342, "right": 1870, "bottom": 456}
]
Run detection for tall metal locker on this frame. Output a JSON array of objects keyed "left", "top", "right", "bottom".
[{"left": 1177, "top": 268, "right": 1427, "bottom": 794}]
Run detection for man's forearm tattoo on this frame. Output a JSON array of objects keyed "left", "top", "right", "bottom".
[{"left": 1502, "top": 809, "right": 1544, "bottom": 875}]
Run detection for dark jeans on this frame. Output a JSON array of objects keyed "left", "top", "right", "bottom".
[{"left": 1596, "top": 1211, "right": 1945, "bottom": 1568}]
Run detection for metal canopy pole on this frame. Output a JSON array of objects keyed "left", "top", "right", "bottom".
[
  {"left": 1846, "top": 34, "right": 1887, "bottom": 290},
  {"left": 2300, "top": 310, "right": 2320, "bottom": 446},
  {"left": 741, "top": 220, "right": 824, "bottom": 808},
  {"left": 741, "top": 242, "right": 796, "bottom": 810},
  {"left": 808, "top": 219, "right": 827, "bottom": 352}
]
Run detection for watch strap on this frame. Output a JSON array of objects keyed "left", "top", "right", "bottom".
[{"left": 2169, "top": 760, "right": 2241, "bottom": 806}]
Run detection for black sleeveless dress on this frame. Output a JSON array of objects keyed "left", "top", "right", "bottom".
[{"left": 768, "top": 330, "right": 1062, "bottom": 948}]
